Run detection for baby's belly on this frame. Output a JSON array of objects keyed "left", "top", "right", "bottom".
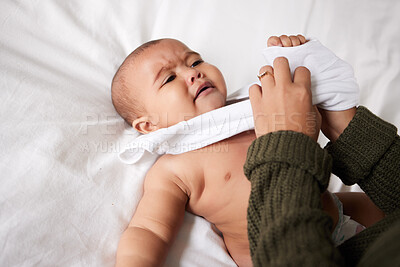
[
  {"left": 187, "top": 162, "right": 252, "bottom": 230},
  {"left": 185, "top": 152, "right": 254, "bottom": 266},
  {"left": 193, "top": 169, "right": 252, "bottom": 266}
]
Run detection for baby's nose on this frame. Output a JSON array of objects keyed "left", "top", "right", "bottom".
[{"left": 186, "top": 69, "right": 202, "bottom": 85}]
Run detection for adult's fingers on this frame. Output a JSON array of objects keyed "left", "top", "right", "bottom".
[
  {"left": 249, "top": 84, "right": 262, "bottom": 114},
  {"left": 267, "top": 36, "right": 283, "bottom": 47},
  {"left": 297, "top": 35, "right": 307, "bottom": 44},
  {"left": 249, "top": 84, "right": 262, "bottom": 99},
  {"left": 289, "top": 35, "right": 301, "bottom": 46},
  {"left": 258, "top": 65, "right": 275, "bottom": 88},
  {"left": 279, "top": 35, "right": 292, "bottom": 47},
  {"left": 273, "top": 57, "right": 292, "bottom": 85},
  {"left": 293, "top": 66, "right": 311, "bottom": 90}
]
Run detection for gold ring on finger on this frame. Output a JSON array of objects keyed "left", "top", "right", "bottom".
[{"left": 257, "top": 71, "right": 273, "bottom": 80}]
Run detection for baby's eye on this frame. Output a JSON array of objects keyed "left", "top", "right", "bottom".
[
  {"left": 191, "top": 60, "right": 204, "bottom": 68},
  {"left": 163, "top": 75, "right": 176, "bottom": 85}
]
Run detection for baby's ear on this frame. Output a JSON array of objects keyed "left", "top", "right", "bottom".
[{"left": 132, "top": 116, "right": 160, "bottom": 134}]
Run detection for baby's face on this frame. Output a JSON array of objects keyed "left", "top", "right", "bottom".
[{"left": 130, "top": 39, "right": 227, "bottom": 131}]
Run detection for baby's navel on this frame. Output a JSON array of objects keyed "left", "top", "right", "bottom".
[{"left": 224, "top": 172, "right": 231, "bottom": 182}]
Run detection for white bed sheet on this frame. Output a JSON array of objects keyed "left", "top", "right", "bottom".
[{"left": 1, "top": 0, "right": 399, "bottom": 266}]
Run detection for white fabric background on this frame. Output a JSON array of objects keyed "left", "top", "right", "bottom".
[{"left": 1, "top": 1, "right": 399, "bottom": 266}]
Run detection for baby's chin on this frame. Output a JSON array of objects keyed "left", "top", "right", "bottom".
[{"left": 195, "top": 95, "right": 226, "bottom": 115}]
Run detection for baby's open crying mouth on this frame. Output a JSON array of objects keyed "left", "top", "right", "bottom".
[{"left": 194, "top": 83, "right": 214, "bottom": 102}]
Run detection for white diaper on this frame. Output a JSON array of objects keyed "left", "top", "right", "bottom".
[{"left": 331, "top": 193, "right": 366, "bottom": 246}]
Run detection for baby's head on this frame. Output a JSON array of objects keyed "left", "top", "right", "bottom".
[{"left": 111, "top": 38, "right": 227, "bottom": 134}]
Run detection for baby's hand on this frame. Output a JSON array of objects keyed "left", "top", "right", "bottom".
[{"left": 267, "top": 35, "right": 307, "bottom": 47}]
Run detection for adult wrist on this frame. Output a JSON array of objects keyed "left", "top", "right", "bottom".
[
  {"left": 244, "top": 130, "right": 332, "bottom": 191},
  {"left": 325, "top": 106, "right": 397, "bottom": 185}
]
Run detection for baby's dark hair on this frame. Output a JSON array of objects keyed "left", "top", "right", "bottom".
[{"left": 111, "top": 39, "right": 163, "bottom": 126}]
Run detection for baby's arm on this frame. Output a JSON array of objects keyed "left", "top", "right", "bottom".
[
  {"left": 319, "top": 108, "right": 357, "bottom": 142},
  {"left": 115, "top": 160, "right": 188, "bottom": 267}
]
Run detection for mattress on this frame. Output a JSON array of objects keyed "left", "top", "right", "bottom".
[{"left": 1, "top": 0, "right": 399, "bottom": 266}]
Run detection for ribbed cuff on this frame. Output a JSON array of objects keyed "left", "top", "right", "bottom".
[
  {"left": 325, "top": 106, "right": 398, "bottom": 185},
  {"left": 244, "top": 131, "right": 332, "bottom": 191}
]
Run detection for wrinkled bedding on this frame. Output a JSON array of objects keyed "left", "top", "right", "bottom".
[{"left": 1, "top": 1, "right": 399, "bottom": 266}]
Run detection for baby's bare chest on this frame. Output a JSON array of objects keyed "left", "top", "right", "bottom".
[{"left": 175, "top": 131, "right": 256, "bottom": 222}]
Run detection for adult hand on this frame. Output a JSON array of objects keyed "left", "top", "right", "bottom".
[{"left": 249, "top": 57, "right": 321, "bottom": 140}]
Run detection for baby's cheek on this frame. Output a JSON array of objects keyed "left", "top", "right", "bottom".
[
  {"left": 207, "top": 77, "right": 225, "bottom": 93},
  {"left": 163, "top": 103, "right": 198, "bottom": 126}
]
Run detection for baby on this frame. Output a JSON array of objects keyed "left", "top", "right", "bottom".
[{"left": 112, "top": 35, "right": 383, "bottom": 266}]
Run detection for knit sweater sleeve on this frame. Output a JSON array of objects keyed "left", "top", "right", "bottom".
[
  {"left": 244, "top": 131, "right": 344, "bottom": 266},
  {"left": 325, "top": 106, "right": 400, "bottom": 215}
]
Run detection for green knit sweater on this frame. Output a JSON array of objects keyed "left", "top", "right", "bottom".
[{"left": 244, "top": 106, "right": 400, "bottom": 266}]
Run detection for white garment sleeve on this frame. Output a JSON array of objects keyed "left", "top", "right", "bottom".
[{"left": 261, "top": 39, "right": 359, "bottom": 111}]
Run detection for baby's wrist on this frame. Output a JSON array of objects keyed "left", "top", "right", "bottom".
[{"left": 320, "top": 107, "right": 357, "bottom": 142}]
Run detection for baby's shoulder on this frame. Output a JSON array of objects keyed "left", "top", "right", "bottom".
[
  {"left": 146, "top": 154, "right": 191, "bottom": 195},
  {"left": 152, "top": 153, "right": 183, "bottom": 171},
  {"left": 148, "top": 154, "right": 177, "bottom": 176}
]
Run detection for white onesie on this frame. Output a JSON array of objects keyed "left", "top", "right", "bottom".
[{"left": 119, "top": 39, "right": 359, "bottom": 164}]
